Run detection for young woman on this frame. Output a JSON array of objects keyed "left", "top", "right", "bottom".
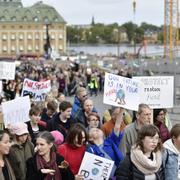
[
  {"left": 0, "top": 130, "right": 16, "bottom": 180},
  {"left": 57, "top": 123, "right": 88, "bottom": 176},
  {"left": 115, "top": 124, "right": 164, "bottom": 180},
  {"left": 163, "top": 124, "right": 180, "bottom": 180},
  {"left": 26, "top": 131, "right": 74, "bottom": 180},
  {"left": 8, "top": 122, "right": 34, "bottom": 180}
]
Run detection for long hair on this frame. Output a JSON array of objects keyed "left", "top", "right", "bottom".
[{"left": 136, "top": 124, "right": 162, "bottom": 153}]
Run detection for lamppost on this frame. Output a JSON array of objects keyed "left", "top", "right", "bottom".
[{"left": 44, "top": 19, "right": 51, "bottom": 59}]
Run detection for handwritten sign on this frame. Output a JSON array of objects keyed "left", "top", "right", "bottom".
[
  {"left": 133, "top": 76, "right": 174, "bottom": 108},
  {"left": 2, "top": 96, "right": 31, "bottom": 127},
  {"left": 21, "top": 78, "right": 51, "bottom": 101},
  {"left": 103, "top": 73, "right": 140, "bottom": 111},
  {"left": 0, "top": 61, "right": 15, "bottom": 80},
  {"left": 78, "top": 152, "right": 114, "bottom": 180}
]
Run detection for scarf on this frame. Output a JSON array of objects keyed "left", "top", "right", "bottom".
[
  {"left": 36, "top": 152, "right": 61, "bottom": 180},
  {"left": 130, "top": 145, "right": 162, "bottom": 175},
  {"left": 0, "top": 157, "right": 16, "bottom": 180}
]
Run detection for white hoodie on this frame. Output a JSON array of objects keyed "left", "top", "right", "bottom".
[{"left": 164, "top": 139, "right": 180, "bottom": 179}]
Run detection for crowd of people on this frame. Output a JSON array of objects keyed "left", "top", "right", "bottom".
[{"left": 0, "top": 61, "right": 179, "bottom": 180}]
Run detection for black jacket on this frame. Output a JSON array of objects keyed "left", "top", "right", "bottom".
[
  {"left": 115, "top": 153, "right": 164, "bottom": 180},
  {"left": 26, "top": 153, "right": 74, "bottom": 180}
]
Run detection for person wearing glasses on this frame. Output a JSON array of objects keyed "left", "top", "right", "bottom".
[{"left": 115, "top": 124, "right": 164, "bottom": 180}]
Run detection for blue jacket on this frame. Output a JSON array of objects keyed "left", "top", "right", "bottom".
[
  {"left": 71, "top": 96, "right": 81, "bottom": 117},
  {"left": 87, "top": 130, "right": 124, "bottom": 166},
  {"left": 163, "top": 139, "right": 180, "bottom": 180}
]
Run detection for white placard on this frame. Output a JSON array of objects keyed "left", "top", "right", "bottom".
[
  {"left": 0, "top": 61, "right": 16, "bottom": 80},
  {"left": 133, "top": 76, "right": 174, "bottom": 108},
  {"left": 21, "top": 78, "right": 51, "bottom": 101},
  {"left": 103, "top": 73, "right": 140, "bottom": 111},
  {"left": 2, "top": 96, "right": 31, "bottom": 127},
  {"left": 78, "top": 152, "right": 114, "bottom": 180}
]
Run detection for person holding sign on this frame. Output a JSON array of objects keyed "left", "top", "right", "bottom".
[
  {"left": 26, "top": 131, "right": 74, "bottom": 180},
  {"left": 115, "top": 124, "right": 164, "bottom": 180},
  {"left": 87, "top": 107, "right": 124, "bottom": 170}
]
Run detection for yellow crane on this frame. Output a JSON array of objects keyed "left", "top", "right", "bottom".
[{"left": 164, "top": 0, "right": 179, "bottom": 61}]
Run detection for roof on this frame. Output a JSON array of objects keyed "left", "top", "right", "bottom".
[{"left": 0, "top": 1, "right": 66, "bottom": 24}]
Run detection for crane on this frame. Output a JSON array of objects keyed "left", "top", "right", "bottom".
[{"left": 164, "top": 0, "right": 179, "bottom": 61}]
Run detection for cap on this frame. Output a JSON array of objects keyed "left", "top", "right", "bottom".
[
  {"left": 11, "top": 122, "right": 29, "bottom": 136},
  {"left": 50, "top": 130, "right": 64, "bottom": 146}
]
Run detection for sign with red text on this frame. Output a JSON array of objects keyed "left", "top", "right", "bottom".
[
  {"left": 103, "top": 73, "right": 140, "bottom": 111},
  {"left": 21, "top": 78, "right": 51, "bottom": 101},
  {"left": 0, "top": 61, "right": 15, "bottom": 80},
  {"left": 2, "top": 96, "right": 31, "bottom": 127},
  {"left": 133, "top": 76, "right": 174, "bottom": 108},
  {"left": 78, "top": 152, "right": 114, "bottom": 180}
]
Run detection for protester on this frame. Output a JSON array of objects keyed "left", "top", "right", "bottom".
[
  {"left": 115, "top": 124, "right": 164, "bottom": 180},
  {"left": 26, "top": 131, "right": 74, "bottom": 180},
  {"left": 71, "top": 87, "right": 88, "bottom": 117},
  {"left": 163, "top": 124, "right": 180, "bottom": 180},
  {"left": 57, "top": 123, "right": 88, "bottom": 176},
  {"left": 120, "top": 103, "right": 152, "bottom": 156},
  {"left": 87, "top": 107, "right": 124, "bottom": 169},
  {"left": 0, "top": 130, "right": 16, "bottom": 180},
  {"left": 153, "top": 109, "right": 170, "bottom": 143},
  {"left": 102, "top": 106, "right": 132, "bottom": 137},
  {"left": 27, "top": 105, "right": 46, "bottom": 145},
  {"left": 8, "top": 122, "right": 34, "bottom": 180},
  {"left": 47, "top": 101, "right": 74, "bottom": 139},
  {"left": 74, "top": 99, "right": 96, "bottom": 127},
  {"left": 86, "top": 112, "right": 101, "bottom": 132}
]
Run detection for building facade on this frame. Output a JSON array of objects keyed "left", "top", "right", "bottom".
[{"left": 0, "top": 0, "right": 66, "bottom": 57}]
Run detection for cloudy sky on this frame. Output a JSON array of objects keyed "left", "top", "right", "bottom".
[{"left": 22, "top": 0, "right": 164, "bottom": 26}]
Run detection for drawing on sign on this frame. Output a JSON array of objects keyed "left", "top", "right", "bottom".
[{"left": 115, "top": 88, "right": 126, "bottom": 105}]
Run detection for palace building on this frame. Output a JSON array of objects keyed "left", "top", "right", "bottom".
[{"left": 0, "top": 0, "right": 66, "bottom": 57}]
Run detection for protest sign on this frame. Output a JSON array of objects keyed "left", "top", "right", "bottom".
[
  {"left": 78, "top": 152, "right": 114, "bottom": 180},
  {"left": 2, "top": 96, "right": 31, "bottom": 127},
  {"left": 21, "top": 78, "right": 51, "bottom": 101},
  {"left": 133, "top": 76, "right": 174, "bottom": 108},
  {"left": 103, "top": 73, "right": 140, "bottom": 111},
  {"left": 0, "top": 61, "right": 16, "bottom": 80}
]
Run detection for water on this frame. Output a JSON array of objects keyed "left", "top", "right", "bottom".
[{"left": 69, "top": 44, "right": 164, "bottom": 56}]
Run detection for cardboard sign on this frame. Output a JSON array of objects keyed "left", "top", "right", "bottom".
[
  {"left": 103, "top": 73, "right": 140, "bottom": 111},
  {"left": 0, "top": 61, "right": 15, "bottom": 80},
  {"left": 21, "top": 78, "right": 51, "bottom": 101},
  {"left": 78, "top": 152, "right": 114, "bottom": 180},
  {"left": 2, "top": 96, "right": 31, "bottom": 127},
  {"left": 133, "top": 76, "right": 174, "bottom": 108}
]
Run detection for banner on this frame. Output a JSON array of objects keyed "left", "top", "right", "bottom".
[
  {"left": 2, "top": 96, "right": 31, "bottom": 127},
  {"left": 0, "top": 61, "right": 15, "bottom": 80},
  {"left": 78, "top": 152, "right": 114, "bottom": 180},
  {"left": 21, "top": 78, "right": 51, "bottom": 101},
  {"left": 133, "top": 76, "right": 174, "bottom": 108},
  {"left": 103, "top": 73, "right": 140, "bottom": 111}
]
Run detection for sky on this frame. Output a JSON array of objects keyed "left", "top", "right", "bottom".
[{"left": 22, "top": 0, "right": 164, "bottom": 26}]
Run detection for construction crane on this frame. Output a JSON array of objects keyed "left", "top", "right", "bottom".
[{"left": 164, "top": 0, "right": 179, "bottom": 61}]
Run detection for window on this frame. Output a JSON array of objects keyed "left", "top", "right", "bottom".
[
  {"left": 28, "top": 45, "right": 32, "bottom": 51},
  {"left": 11, "top": 34, "right": 16, "bottom": 40},
  {"left": 3, "top": 46, "right": 7, "bottom": 52},
  {"left": 2, "top": 34, "right": 7, "bottom": 40},
  {"left": 27, "top": 34, "right": 32, "bottom": 40},
  {"left": 35, "top": 34, "right": 40, "bottom": 39},
  {"left": 58, "top": 45, "right": 62, "bottom": 50},
  {"left": 19, "top": 34, "right": 23, "bottom": 40},
  {"left": 19, "top": 46, "right": 24, "bottom": 51},
  {"left": 51, "top": 34, "right": 55, "bottom": 39},
  {"left": 34, "top": 17, "right": 38, "bottom": 22},
  {"left": 11, "top": 46, "right": 15, "bottom": 51},
  {"left": 35, "top": 45, "right": 39, "bottom": 51},
  {"left": 59, "top": 34, "right": 63, "bottom": 39}
]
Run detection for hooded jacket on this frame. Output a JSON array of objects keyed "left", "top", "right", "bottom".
[{"left": 163, "top": 139, "right": 180, "bottom": 180}]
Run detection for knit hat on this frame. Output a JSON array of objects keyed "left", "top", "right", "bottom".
[
  {"left": 11, "top": 122, "right": 29, "bottom": 136},
  {"left": 50, "top": 130, "right": 64, "bottom": 145}
]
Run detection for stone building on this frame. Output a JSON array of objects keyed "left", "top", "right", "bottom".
[{"left": 0, "top": 0, "right": 66, "bottom": 57}]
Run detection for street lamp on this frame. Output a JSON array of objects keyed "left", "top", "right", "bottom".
[{"left": 44, "top": 19, "right": 51, "bottom": 59}]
